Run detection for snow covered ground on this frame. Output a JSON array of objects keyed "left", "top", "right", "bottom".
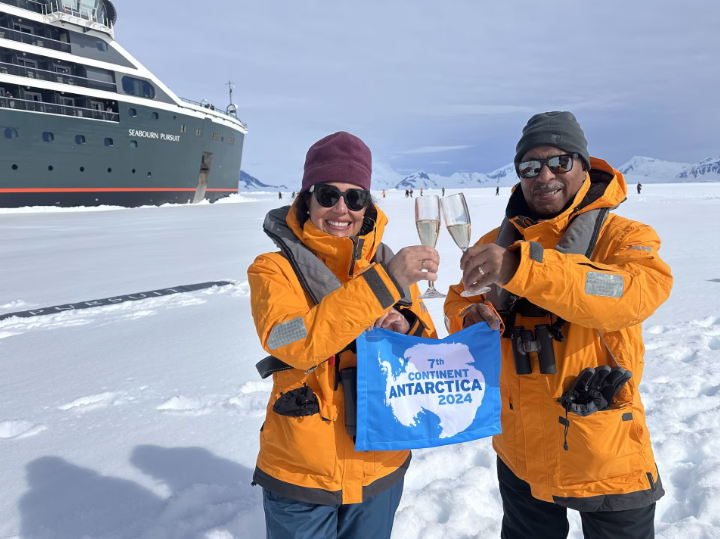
[{"left": 1, "top": 183, "right": 719, "bottom": 539}]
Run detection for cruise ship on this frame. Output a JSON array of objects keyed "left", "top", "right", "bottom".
[{"left": 0, "top": 0, "right": 247, "bottom": 207}]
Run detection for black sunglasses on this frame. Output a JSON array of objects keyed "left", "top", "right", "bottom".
[
  {"left": 310, "top": 184, "right": 371, "bottom": 212},
  {"left": 517, "top": 153, "right": 578, "bottom": 179}
]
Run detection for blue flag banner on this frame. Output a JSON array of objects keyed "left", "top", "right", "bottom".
[{"left": 355, "top": 322, "right": 502, "bottom": 451}]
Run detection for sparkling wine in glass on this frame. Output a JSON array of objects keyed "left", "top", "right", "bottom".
[
  {"left": 440, "top": 193, "right": 490, "bottom": 296},
  {"left": 415, "top": 195, "right": 446, "bottom": 299}
]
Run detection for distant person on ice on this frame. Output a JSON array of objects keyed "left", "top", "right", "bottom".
[
  {"left": 442, "top": 187, "right": 445, "bottom": 196},
  {"left": 496, "top": 186, "right": 500, "bottom": 196},
  {"left": 638, "top": 182, "right": 642, "bottom": 194},
  {"left": 248, "top": 132, "right": 438, "bottom": 539},
  {"left": 444, "top": 111, "right": 673, "bottom": 539},
  {"left": 278, "top": 191, "right": 282, "bottom": 199}
]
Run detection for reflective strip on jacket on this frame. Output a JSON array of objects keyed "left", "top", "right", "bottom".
[
  {"left": 248, "top": 202, "right": 437, "bottom": 505},
  {"left": 444, "top": 158, "right": 673, "bottom": 511}
]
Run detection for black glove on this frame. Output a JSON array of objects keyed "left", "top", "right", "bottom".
[{"left": 558, "top": 366, "right": 632, "bottom": 417}]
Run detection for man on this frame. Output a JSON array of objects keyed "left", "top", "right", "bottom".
[
  {"left": 638, "top": 182, "right": 643, "bottom": 194},
  {"left": 442, "top": 187, "right": 446, "bottom": 196},
  {"left": 444, "top": 111, "right": 672, "bottom": 539},
  {"left": 496, "top": 186, "right": 500, "bottom": 196}
]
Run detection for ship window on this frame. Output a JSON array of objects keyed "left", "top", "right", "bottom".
[
  {"left": 211, "top": 132, "right": 220, "bottom": 141},
  {"left": 104, "top": 137, "right": 113, "bottom": 147},
  {"left": 97, "top": 41, "right": 109, "bottom": 52},
  {"left": 13, "top": 23, "right": 33, "bottom": 35},
  {"left": 75, "top": 135, "right": 86, "bottom": 145},
  {"left": 5, "top": 128, "right": 19, "bottom": 139},
  {"left": 229, "top": 137, "right": 234, "bottom": 145},
  {"left": 42, "top": 131, "right": 54, "bottom": 142},
  {"left": 80, "top": 167, "right": 85, "bottom": 172},
  {"left": 196, "top": 128, "right": 202, "bottom": 137},
  {"left": 130, "top": 140, "right": 138, "bottom": 148},
  {"left": 122, "top": 76, "right": 155, "bottom": 99},
  {"left": 12, "top": 164, "right": 18, "bottom": 170},
  {"left": 180, "top": 125, "right": 187, "bottom": 133},
  {"left": 128, "top": 108, "right": 137, "bottom": 117},
  {"left": 151, "top": 112, "right": 159, "bottom": 120},
  {"left": 48, "top": 165, "right": 53, "bottom": 171}
]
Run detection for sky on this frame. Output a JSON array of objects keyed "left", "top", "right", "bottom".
[{"left": 116, "top": 0, "right": 720, "bottom": 186}]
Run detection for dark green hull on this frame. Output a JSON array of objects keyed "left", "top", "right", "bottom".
[{"left": 0, "top": 100, "right": 245, "bottom": 207}]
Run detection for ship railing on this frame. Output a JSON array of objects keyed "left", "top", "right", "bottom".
[
  {"left": 0, "top": 0, "right": 114, "bottom": 33},
  {"left": 179, "top": 97, "right": 248, "bottom": 129},
  {"left": 0, "top": 25, "right": 73, "bottom": 53},
  {"left": 0, "top": 60, "right": 116, "bottom": 91},
  {"left": 0, "top": 95, "right": 119, "bottom": 121}
]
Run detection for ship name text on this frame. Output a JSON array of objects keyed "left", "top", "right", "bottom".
[{"left": 128, "top": 129, "right": 181, "bottom": 142}]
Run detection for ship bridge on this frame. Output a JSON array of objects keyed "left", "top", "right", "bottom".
[{"left": 0, "top": 0, "right": 117, "bottom": 35}]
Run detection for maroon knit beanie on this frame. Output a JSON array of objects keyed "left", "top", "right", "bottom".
[{"left": 301, "top": 132, "right": 372, "bottom": 192}]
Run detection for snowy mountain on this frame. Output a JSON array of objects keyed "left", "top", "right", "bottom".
[
  {"left": 484, "top": 163, "right": 519, "bottom": 187},
  {"left": 239, "top": 171, "right": 286, "bottom": 191},
  {"left": 396, "top": 171, "right": 438, "bottom": 189},
  {"left": 618, "top": 156, "right": 689, "bottom": 182},
  {"left": 676, "top": 156, "right": 720, "bottom": 181},
  {"left": 372, "top": 162, "right": 405, "bottom": 189}
]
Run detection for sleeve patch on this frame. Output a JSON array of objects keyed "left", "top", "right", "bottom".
[
  {"left": 362, "top": 266, "right": 395, "bottom": 309},
  {"left": 529, "top": 241, "right": 544, "bottom": 263},
  {"left": 627, "top": 245, "right": 652, "bottom": 253},
  {"left": 267, "top": 317, "right": 307, "bottom": 350},
  {"left": 585, "top": 271, "right": 624, "bottom": 298}
]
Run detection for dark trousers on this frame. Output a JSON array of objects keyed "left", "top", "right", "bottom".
[
  {"left": 263, "top": 479, "right": 403, "bottom": 539},
  {"left": 498, "top": 457, "right": 655, "bottom": 539}
]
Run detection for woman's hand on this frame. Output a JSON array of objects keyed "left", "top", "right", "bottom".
[
  {"left": 386, "top": 246, "right": 439, "bottom": 289},
  {"left": 370, "top": 308, "right": 410, "bottom": 334}
]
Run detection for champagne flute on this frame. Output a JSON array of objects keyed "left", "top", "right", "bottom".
[
  {"left": 440, "top": 193, "right": 490, "bottom": 296},
  {"left": 415, "top": 195, "right": 446, "bottom": 299}
]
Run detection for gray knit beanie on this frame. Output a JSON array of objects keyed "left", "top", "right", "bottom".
[{"left": 514, "top": 111, "right": 590, "bottom": 169}]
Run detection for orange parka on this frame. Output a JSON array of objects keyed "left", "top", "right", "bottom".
[
  {"left": 444, "top": 158, "right": 672, "bottom": 511},
  {"left": 248, "top": 203, "right": 437, "bottom": 505}
]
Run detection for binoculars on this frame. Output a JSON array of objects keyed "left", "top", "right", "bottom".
[{"left": 511, "top": 324, "right": 557, "bottom": 375}]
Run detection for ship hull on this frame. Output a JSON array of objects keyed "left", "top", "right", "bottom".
[{"left": 0, "top": 101, "right": 244, "bottom": 207}]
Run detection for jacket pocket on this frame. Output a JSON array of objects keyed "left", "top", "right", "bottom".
[
  {"left": 557, "top": 405, "right": 644, "bottom": 486},
  {"left": 263, "top": 405, "right": 337, "bottom": 478},
  {"left": 496, "top": 383, "right": 517, "bottom": 468}
]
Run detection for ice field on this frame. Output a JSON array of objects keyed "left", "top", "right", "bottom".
[{"left": 1, "top": 183, "right": 719, "bottom": 538}]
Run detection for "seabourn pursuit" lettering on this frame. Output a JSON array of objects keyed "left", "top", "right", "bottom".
[{"left": 128, "top": 129, "right": 180, "bottom": 142}]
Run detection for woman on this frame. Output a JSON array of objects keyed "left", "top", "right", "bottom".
[{"left": 248, "top": 132, "right": 438, "bottom": 539}]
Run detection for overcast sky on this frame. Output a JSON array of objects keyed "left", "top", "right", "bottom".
[{"left": 116, "top": 0, "right": 720, "bottom": 184}]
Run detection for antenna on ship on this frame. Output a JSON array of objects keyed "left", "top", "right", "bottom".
[{"left": 225, "top": 80, "right": 238, "bottom": 118}]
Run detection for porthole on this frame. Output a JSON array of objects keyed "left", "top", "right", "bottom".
[
  {"left": 221, "top": 136, "right": 224, "bottom": 142},
  {"left": 147, "top": 172, "right": 152, "bottom": 177},
  {"left": 80, "top": 166, "right": 85, "bottom": 172},
  {"left": 4, "top": 128, "right": 18, "bottom": 139},
  {"left": 151, "top": 112, "right": 159, "bottom": 120},
  {"left": 12, "top": 164, "right": 18, "bottom": 170},
  {"left": 75, "top": 135, "right": 86, "bottom": 145},
  {"left": 97, "top": 40, "right": 108, "bottom": 51},
  {"left": 129, "top": 140, "right": 138, "bottom": 148},
  {"left": 132, "top": 169, "right": 136, "bottom": 173},
  {"left": 104, "top": 137, "right": 114, "bottom": 147},
  {"left": 48, "top": 165, "right": 53, "bottom": 171},
  {"left": 107, "top": 168, "right": 112, "bottom": 173},
  {"left": 42, "top": 131, "right": 54, "bottom": 142},
  {"left": 128, "top": 108, "right": 137, "bottom": 117}
]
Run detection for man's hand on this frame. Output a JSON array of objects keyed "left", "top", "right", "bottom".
[
  {"left": 386, "top": 246, "right": 439, "bottom": 289},
  {"left": 370, "top": 308, "right": 410, "bottom": 334},
  {"left": 460, "top": 244, "right": 520, "bottom": 295},
  {"left": 463, "top": 303, "right": 500, "bottom": 330}
]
